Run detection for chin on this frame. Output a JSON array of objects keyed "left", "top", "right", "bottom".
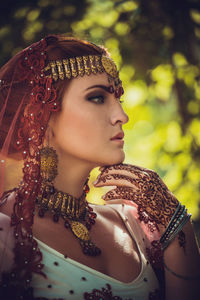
[{"left": 104, "top": 151, "right": 125, "bottom": 166}]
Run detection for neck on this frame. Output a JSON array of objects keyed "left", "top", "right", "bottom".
[{"left": 53, "top": 153, "right": 94, "bottom": 198}]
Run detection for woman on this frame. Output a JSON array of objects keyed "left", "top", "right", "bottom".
[{"left": 0, "top": 34, "right": 199, "bottom": 300}]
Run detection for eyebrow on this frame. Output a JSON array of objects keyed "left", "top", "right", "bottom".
[{"left": 85, "top": 85, "right": 111, "bottom": 92}]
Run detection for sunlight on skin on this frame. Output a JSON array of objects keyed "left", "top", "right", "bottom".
[{"left": 112, "top": 223, "right": 139, "bottom": 260}]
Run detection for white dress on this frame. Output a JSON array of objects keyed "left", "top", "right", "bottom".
[{"left": 0, "top": 204, "right": 161, "bottom": 299}]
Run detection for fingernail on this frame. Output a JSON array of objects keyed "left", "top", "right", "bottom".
[
  {"left": 93, "top": 180, "right": 99, "bottom": 186},
  {"left": 93, "top": 174, "right": 102, "bottom": 185}
]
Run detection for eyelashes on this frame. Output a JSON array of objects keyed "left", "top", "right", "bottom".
[
  {"left": 86, "top": 92, "right": 124, "bottom": 105},
  {"left": 87, "top": 94, "right": 105, "bottom": 104}
]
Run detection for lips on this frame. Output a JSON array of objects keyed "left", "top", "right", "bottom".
[{"left": 111, "top": 132, "right": 124, "bottom": 140}]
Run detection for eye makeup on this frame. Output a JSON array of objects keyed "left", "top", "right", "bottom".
[
  {"left": 87, "top": 93, "right": 105, "bottom": 104},
  {"left": 86, "top": 92, "right": 124, "bottom": 105},
  {"left": 85, "top": 84, "right": 124, "bottom": 99}
]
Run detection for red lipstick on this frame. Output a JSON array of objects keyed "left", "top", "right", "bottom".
[{"left": 111, "top": 132, "right": 124, "bottom": 140}]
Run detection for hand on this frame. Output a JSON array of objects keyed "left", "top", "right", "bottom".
[{"left": 94, "top": 163, "right": 179, "bottom": 228}]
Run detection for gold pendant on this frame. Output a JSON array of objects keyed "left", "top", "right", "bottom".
[{"left": 70, "top": 221, "right": 89, "bottom": 241}]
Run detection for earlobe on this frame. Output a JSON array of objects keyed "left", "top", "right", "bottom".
[
  {"left": 50, "top": 127, "right": 55, "bottom": 138},
  {"left": 44, "top": 126, "right": 55, "bottom": 146}
]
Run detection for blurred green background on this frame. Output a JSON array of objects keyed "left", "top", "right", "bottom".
[{"left": 1, "top": 0, "right": 200, "bottom": 242}]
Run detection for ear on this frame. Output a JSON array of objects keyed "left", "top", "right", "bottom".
[
  {"left": 43, "top": 125, "right": 55, "bottom": 146},
  {"left": 47, "top": 114, "right": 57, "bottom": 138}
]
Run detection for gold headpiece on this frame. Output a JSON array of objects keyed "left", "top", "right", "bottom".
[{"left": 43, "top": 55, "right": 119, "bottom": 82}]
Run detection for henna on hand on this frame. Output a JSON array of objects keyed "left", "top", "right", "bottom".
[{"left": 95, "top": 164, "right": 179, "bottom": 228}]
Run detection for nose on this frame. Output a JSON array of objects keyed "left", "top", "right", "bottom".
[{"left": 110, "top": 101, "right": 129, "bottom": 126}]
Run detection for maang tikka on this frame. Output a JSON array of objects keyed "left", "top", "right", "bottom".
[{"left": 37, "top": 135, "right": 101, "bottom": 256}]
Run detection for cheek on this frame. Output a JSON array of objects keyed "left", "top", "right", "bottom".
[
  {"left": 54, "top": 108, "right": 99, "bottom": 151},
  {"left": 67, "top": 110, "right": 95, "bottom": 139},
  {"left": 52, "top": 105, "right": 124, "bottom": 166}
]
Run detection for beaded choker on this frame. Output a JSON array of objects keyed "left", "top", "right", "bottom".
[{"left": 36, "top": 183, "right": 101, "bottom": 256}]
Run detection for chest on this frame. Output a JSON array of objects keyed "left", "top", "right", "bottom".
[{"left": 33, "top": 208, "right": 142, "bottom": 283}]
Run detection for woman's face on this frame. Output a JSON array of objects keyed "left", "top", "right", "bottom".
[{"left": 50, "top": 72, "right": 129, "bottom": 168}]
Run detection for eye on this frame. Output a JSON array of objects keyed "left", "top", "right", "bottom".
[{"left": 87, "top": 94, "right": 105, "bottom": 104}]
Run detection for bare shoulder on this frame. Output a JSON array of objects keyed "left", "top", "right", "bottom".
[
  {"left": 90, "top": 203, "right": 126, "bottom": 225},
  {"left": 0, "top": 190, "right": 16, "bottom": 217}
]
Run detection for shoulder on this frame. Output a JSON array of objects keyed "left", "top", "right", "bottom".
[
  {"left": 0, "top": 190, "right": 16, "bottom": 217},
  {"left": 0, "top": 212, "right": 13, "bottom": 242},
  {"left": 90, "top": 202, "right": 138, "bottom": 219},
  {"left": 0, "top": 212, "right": 15, "bottom": 277},
  {"left": 0, "top": 211, "right": 11, "bottom": 224},
  {"left": 90, "top": 202, "right": 139, "bottom": 232},
  {"left": 0, "top": 196, "right": 15, "bottom": 255},
  {"left": 90, "top": 202, "right": 137, "bottom": 222},
  {"left": 90, "top": 202, "right": 160, "bottom": 243},
  {"left": 0, "top": 211, "right": 14, "bottom": 252}
]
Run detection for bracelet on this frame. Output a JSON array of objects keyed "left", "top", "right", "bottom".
[
  {"left": 161, "top": 214, "right": 191, "bottom": 251},
  {"left": 160, "top": 203, "right": 191, "bottom": 251},
  {"left": 160, "top": 204, "right": 185, "bottom": 243},
  {"left": 160, "top": 204, "right": 187, "bottom": 240},
  {"left": 161, "top": 214, "right": 190, "bottom": 251},
  {"left": 163, "top": 260, "right": 200, "bottom": 280},
  {"left": 160, "top": 204, "right": 185, "bottom": 242}
]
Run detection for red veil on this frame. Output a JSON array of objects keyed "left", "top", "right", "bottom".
[{"left": 0, "top": 35, "right": 61, "bottom": 297}]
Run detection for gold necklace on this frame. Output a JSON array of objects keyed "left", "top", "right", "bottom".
[{"left": 36, "top": 183, "right": 101, "bottom": 256}]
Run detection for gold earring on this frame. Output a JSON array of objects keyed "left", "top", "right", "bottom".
[{"left": 40, "top": 146, "right": 58, "bottom": 183}]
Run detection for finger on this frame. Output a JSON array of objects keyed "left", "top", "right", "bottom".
[
  {"left": 99, "top": 165, "right": 112, "bottom": 172},
  {"left": 103, "top": 186, "right": 144, "bottom": 207},
  {"left": 102, "top": 186, "right": 136, "bottom": 202},
  {"left": 100, "top": 163, "right": 147, "bottom": 172},
  {"left": 99, "top": 164, "right": 135, "bottom": 175},
  {"left": 99, "top": 164, "right": 150, "bottom": 180},
  {"left": 105, "top": 199, "right": 138, "bottom": 208},
  {"left": 104, "top": 199, "right": 125, "bottom": 205},
  {"left": 93, "top": 173, "right": 139, "bottom": 188}
]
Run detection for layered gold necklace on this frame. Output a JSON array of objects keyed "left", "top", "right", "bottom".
[{"left": 36, "top": 183, "right": 101, "bottom": 256}]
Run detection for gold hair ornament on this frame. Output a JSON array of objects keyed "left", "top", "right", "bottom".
[{"left": 43, "top": 55, "right": 121, "bottom": 86}]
